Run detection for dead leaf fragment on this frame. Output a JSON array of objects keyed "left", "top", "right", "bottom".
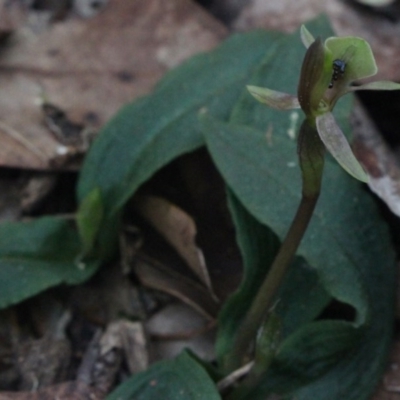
[
  {"left": 134, "top": 195, "right": 214, "bottom": 293},
  {"left": 134, "top": 254, "right": 219, "bottom": 320}
]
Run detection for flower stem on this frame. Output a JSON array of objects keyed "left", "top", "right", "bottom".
[{"left": 224, "top": 120, "right": 324, "bottom": 372}]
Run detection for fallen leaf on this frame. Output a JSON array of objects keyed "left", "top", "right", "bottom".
[
  {"left": 0, "top": 0, "right": 227, "bottom": 169},
  {"left": 134, "top": 253, "right": 219, "bottom": 321},
  {"left": 134, "top": 195, "right": 214, "bottom": 293}
]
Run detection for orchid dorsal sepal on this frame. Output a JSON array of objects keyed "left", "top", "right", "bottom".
[
  {"left": 297, "top": 38, "right": 332, "bottom": 116},
  {"left": 300, "top": 25, "right": 315, "bottom": 49},
  {"left": 324, "top": 37, "right": 377, "bottom": 82},
  {"left": 316, "top": 112, "right": 369, "bottom": 183},
  {"left": 246, "top": 86, "right": 300, "bottom": 110},
  {"left": 349, "top": 80, "right": 400, "bottom": 91}
]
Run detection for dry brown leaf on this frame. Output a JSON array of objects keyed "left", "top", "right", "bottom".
[
  {"left": 351, "top": 102, "right": 400, "bottom": 217},
  {"left": 0, "top": 0, "right": 227, "bottom": 170},
  {"left": 134, "top": 253, "right": 219, "bottom": 321},
  {"left": 134, "top": 195, "right": 215, "bottom": 294}
]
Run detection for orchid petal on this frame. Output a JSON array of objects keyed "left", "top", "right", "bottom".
[
  {"left": 316, "top": 112, "right": 369, "bottom": 182},
  {"left": 247, "top": 86, "right": 300, "bottom": 110},
  {"left": 350, "top": 80, "right": 400, "bottom": 91},
  {"left": 300, "top": 25, "right": 315, "bottom": 49}
]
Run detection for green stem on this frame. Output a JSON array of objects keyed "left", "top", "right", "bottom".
[{"left": 224, "top": 120, "right": 324, "bottom": 372}]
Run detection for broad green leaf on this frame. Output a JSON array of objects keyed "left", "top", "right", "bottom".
[
  {"left": 76, "top": 186, "right": 104, "bottom": 258},
  {"left": 77, "top": 30, "right": 284, "bottom": 257},
  {"left": 316, "top": 112, "right": 369, "bottom": 182},
  {"left": 203, "top": 112, "right": 395, "bottom": 398},
  {"left": 107, "top": 351, "right": 221, "bottom": 400},
  {"left": 0, "top": 217, "right": 98, "bottom": 309}
]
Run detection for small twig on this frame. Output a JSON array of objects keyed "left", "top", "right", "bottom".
[
  {"left": 0, "top": 118, "right": 48, "bottom": 162},
  {"left": 217, "top": 361, "right": 254, "bottom": 392}
]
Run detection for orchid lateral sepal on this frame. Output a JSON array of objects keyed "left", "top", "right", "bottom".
[{"left": 316, "top": 112, "right": 368, "bottom": 182}]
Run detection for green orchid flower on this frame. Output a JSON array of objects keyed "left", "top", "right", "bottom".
[{"left": 247, "top": 25, "right": 400, "bottom": 182}]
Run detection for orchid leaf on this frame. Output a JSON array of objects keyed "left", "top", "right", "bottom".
[
  {"left": 316, "top": 112, "right": 368, "bottom": 182},
  {"left": 247, "top": 86, "right": 300, "bottom": 110},
  {"left": 77, "top": 30, "right": 284, "bottom": 259},
  {"left": 324, "top": 37, "right": 377, "bottom": 82}
]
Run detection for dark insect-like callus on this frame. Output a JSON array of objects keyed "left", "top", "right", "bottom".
[{"left": 297, "top": 37, "right": 326, "bottom": 117}]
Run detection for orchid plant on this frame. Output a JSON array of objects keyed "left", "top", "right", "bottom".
[{"left": 225, "top": 25, "right": 400, "bottom": 370}]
